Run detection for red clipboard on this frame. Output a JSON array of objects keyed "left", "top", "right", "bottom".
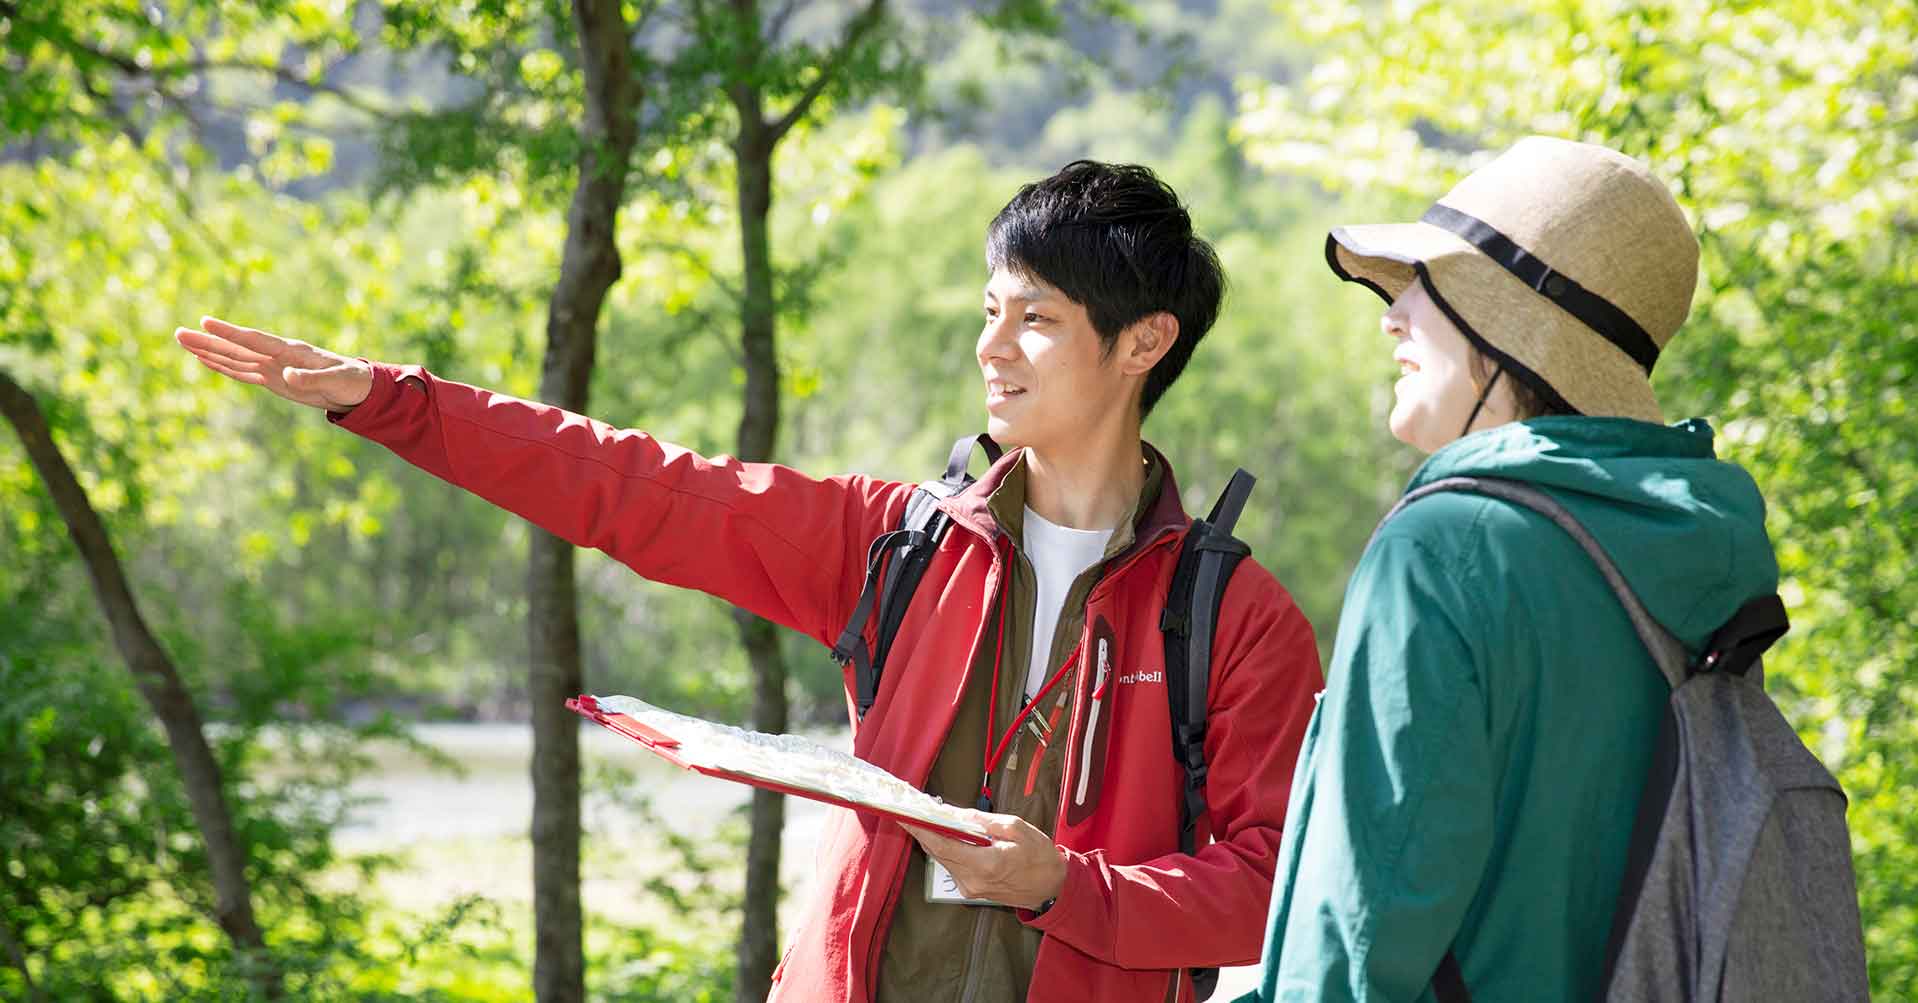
[{"left": 568, "top": 694, "right": 991, "bottom": 846}]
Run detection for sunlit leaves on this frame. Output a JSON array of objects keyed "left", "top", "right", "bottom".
[{"left": 2, "top": 0, "right": 370, "bottom": 178}]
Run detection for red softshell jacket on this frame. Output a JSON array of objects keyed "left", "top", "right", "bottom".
[{"left": 333, "top": 362, "right": 1323, "bottom": 1003}]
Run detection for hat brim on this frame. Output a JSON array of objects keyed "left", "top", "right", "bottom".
[
  {"left": 1326, "top": 221, "right": 1467, "bottom": 303},
  {"left": 1325, "top": 220, "right": 1665, "bottom": 424}
]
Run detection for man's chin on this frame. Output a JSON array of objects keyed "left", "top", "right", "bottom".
[{"left": 985, "top": 415, "right": 1023, "bottom": 448}]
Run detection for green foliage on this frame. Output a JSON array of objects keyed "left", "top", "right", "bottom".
[
  {"left": 0, "top": 650, "right": 182, "bottom": 1002},
  {"left": 0, "top": 588, "right": 480, "bottom": 1001},
  {"left": 0, "top": 0, "right": 373, "bottom": 186},
  {"left": 1234, "top": 0, "right": 1918, "bottom": 992},
  {"left": 373, "top": 0, "right": 588, "bottom": 198}
]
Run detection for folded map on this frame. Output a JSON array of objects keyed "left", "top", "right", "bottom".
[{"left": 571, "top": 694, "right": 991, "bottom": 844}]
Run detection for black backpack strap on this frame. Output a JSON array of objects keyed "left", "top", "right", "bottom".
[
  {"left": 942, "top": 432, "right": 998, "bottom": 489},
  {"left": 1432, "top": 950, "right": 1471, "bottom": 1003},
  {"left": 1204, "top": 466, "right": 1256, "bottom": 530},
  {"left": 1160, "top": 468, "right": 1255, "bottom": 1002},
  {"left": 831, "top": 526, "right": 930, "bottom": 718},
  {"left": 1601, "top": 698, "right": 1684, "bottom": 987},
  {"left": 869, "top": 492, "right": 951, "bottom": 680},
  {"left": 831, "top": 435, "right": 1001, "bottom": 720},
  {"left": 1698, "top": 593, "right": 1788, "bottom": 677}
]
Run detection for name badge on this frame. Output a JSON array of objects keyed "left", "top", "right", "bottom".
[{"left": 925, "top": 858, "right": 999, "bottom": 906}]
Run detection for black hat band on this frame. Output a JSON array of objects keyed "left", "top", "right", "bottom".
[{"left": 1420, "top": 203, "right": 1661, "bottom": 374}]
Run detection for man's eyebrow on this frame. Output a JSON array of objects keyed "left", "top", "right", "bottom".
[{"left": 988, "top": 284, "right": 1052, "bottom": 304}]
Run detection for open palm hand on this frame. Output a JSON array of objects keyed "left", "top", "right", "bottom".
[{"left": 173, "top": 317, "right": 373, "bottom": 412}]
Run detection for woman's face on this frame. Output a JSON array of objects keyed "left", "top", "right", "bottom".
[{"left": 1382, "top": 279, "right": 1513, "bottom": 453}]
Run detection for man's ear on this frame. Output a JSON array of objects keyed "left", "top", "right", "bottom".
[{"left": 1118, "top": 312, "right": 1179, "bottom": 377}]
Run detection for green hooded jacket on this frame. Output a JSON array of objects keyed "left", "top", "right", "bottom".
[{"left": 1236, "top": 417, "right": 1779, "bottom": 1002}]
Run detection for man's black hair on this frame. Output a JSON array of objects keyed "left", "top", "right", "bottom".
[{"left": 985, "top": 160, "right": 1226, "bottom": 419}]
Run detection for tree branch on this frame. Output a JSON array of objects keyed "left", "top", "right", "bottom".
[
  {"left": 765, "top": 0, "right": 802, "bottom": 46},
  {"left": 31, "top": 12, "right": 394, "bottom": 123},
  {"left": 0, "top": 909, "right": 44, "bottom": 1003},
  {"left": 79, "top": 71, "right": 146, "bottom": 145},
  {"left": 158, "top": 57, "right": 396, "bottom": 119},
  {"left": 765, "top": 0, "right": 886, "bottom": 143},
  {"left": 631, "top": 237, "right": 742, "bottom": 302}
]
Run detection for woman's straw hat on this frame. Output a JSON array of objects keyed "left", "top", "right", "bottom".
[{"left": 1326, "top": 136, "right": 1698, "bottom": 423}]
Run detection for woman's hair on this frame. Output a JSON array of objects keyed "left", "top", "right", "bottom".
[{"left": 1470, "top": 349, "right": 1578, "bottom": 421}]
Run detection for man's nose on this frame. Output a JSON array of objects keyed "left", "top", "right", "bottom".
[{"left": 978, "top": 315, "right": 1017, "bottom": 362}]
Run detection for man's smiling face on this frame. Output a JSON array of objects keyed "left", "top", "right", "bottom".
[{"left": 977, "top": 268, "right": 1131, "bottom": 454}]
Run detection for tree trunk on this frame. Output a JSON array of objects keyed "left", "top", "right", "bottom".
[
  {"left": 0, "top": 370, "right": 278, "bottom": 1000},
  {"left": 529, "top": 4, "right": 639, "bottom": 1002},
  {"left": 728, "top": 25, "right": 790, "bottom": 997},
  {"left": 731, "top": 611, "right": 788, "bottom": 1003},
  {"left": 719, "top": 2, "right": 885, "bottom": 995}
]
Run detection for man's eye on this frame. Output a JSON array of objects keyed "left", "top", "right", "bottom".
[
  {"left": 984, "top": 306, "right": 999, "bottom": 319},
  {"left": 1024, "top": 312, "right": 1045, "bottom": 325}
]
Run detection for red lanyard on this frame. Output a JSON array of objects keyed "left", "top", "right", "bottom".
[{"left": 976, "top": 576, "right": 1080, "bottom": 813}]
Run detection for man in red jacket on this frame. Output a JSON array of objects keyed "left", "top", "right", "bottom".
[{"left": 174, "top": 160, "right": 1322, "bottom": 1002}]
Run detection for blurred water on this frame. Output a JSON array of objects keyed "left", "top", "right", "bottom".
[
  {"left": 337, "top": 720, "right": 840, "bottom": 848},
  {"left": 342, "top": 721, "right": 1258, "bottom": 996}
]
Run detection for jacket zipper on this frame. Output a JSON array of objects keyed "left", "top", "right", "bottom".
[
  {"left": 919, "top": 472, "right": 1197, "bottom": 999},
  {"left": 862, "top": 535, "right": 1008, "bottom": 999},
  {"left": 957, "top": 908, "right": 995, "bottom": 1003},
  {"left": 958, "top": 534, "right": 1029, "bottom": 1003}
]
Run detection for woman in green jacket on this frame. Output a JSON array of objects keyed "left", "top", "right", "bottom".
[{"left": 1238, "top": 137, "right": 1780, "bottom": 1001}]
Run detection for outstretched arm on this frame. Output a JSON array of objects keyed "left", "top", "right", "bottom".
[{"left": 172, "top": 317, "right": 910, "bottom": 647}]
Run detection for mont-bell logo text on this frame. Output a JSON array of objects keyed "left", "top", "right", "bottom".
[{"left": 1116, "top": 669, "right": 1163, "bottom": 685}]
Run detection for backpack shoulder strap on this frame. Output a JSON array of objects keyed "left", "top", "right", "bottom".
[
  {"left": 1381, "top": 476, "right": 1691, "bottom": 688},
  {"left": 830, "top": 434, "right": 1001, "bottom": 720},
  {"left": 1381, "top": 473, "right": 1789, "bottom": 698},
  {"left": 1160, "top": 468, "right": 1255, "bottom": 1003}
]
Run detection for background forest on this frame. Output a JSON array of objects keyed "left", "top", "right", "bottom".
[{"left": 2, "top": 0, "right": 1912, "bottom": 1000}]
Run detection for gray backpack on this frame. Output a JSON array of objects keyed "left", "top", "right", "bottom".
[{"left": 1384, "top": 476, "right": 1870, "bottom": 1003}]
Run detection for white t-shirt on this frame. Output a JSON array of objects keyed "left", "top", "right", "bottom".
[{"left": 1021, "top": 506, "right": 1114, "bottom": 697}]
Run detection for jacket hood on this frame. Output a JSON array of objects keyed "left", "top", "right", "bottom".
[{"left": 1409, "top": 416, "right": 1778, "bottom": 649}]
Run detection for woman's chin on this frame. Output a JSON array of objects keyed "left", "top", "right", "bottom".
[{"left": 1387, "top": 407, "right": 1441, "bottom": 455}]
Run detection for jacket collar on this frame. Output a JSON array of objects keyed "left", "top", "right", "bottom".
[{"left": 942, "top": 441, "right": 1190, "bottom": 559}]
